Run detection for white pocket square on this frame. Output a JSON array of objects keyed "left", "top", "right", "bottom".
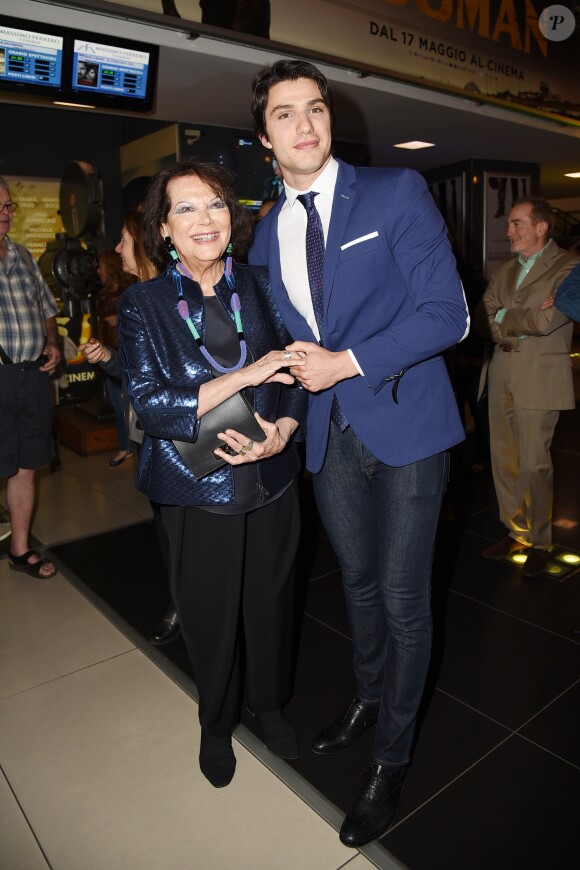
[{"left": 341, "top": 231, "right": 379, "bottom": 251}]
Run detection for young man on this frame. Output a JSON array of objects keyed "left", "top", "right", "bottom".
[{"left": 249, "top": 60, "right": 469, "bottom": 846}]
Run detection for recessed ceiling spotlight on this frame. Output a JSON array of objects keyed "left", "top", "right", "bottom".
[
  {"left": 394, "top": 141, "right": 435, "bottom": 150},
  {"left": 564, "top": 171, "right": 580, "bottom": 178}
]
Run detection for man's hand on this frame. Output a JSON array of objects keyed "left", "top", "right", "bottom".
[
  {"left": 40, "top": 342, "right": 61, "bottom": 373},
  {"left": 539, "top": 295, "right": 555, "bottom": 310},
  {"left": 285, "top": 341, "right": 358, "bottom": 392}
]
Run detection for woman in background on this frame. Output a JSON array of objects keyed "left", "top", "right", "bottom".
[
  {"left": 95, "top": 249, "right": 136, "bottom": 468},
  {"left": 81, "top": 207, "right": 179, "bottom": 647},
  {"left": 115, "top": 207, "right": 158, "bottom": 284}
]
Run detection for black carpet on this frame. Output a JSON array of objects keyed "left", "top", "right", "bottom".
[{"left": 51, "top": 414, "right": 580, "bottom": 870}]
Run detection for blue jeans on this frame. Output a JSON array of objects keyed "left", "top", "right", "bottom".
[{"left": 313, "top": 424, "right": 449, "bottom": 766}]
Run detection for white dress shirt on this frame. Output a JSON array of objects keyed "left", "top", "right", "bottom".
[
  {"left": 278, "top": 157, "right": 338, "bottom": 342},
  {"left": 278, "top": 157, "right": 362, "bottom": 372}
]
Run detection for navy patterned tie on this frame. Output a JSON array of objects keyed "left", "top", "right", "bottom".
[{"left": 297, "top": 192, "right": 348, "bottom": 431}]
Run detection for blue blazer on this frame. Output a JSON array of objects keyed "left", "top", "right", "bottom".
[
  {"left": 117, "top": 265, "right": 307, "bottom": 506},
  {"left": 555, "top": 262, "right": 580, "bottom": 321},
  {"left": 249, "top": 159, "right": 469, "bottom": 472}
]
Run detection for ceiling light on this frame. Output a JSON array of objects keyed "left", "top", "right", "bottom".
[
  {"left": 394, "top": 141, "right": 435, "bottom": 150},
  {"left": 564, "top": 172, "right": 580, "bottom": 178}
]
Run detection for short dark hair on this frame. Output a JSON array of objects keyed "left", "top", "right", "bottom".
[
  {"left": 513, "top": 197, "right": 555, "bottom": 235},
  {"left": 251, "top": 59, "right": 335, "bottom": 140},
  {"left": 141, "top": 159, "right": 254, "bottom": 271}
]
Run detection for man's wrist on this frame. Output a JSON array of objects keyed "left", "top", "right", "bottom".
[
  {"left": 346, "top": 348, "right": 364, "bottom": 376},
  {"left": 338, "top": 349, "right": 359, "bottom": 380}
]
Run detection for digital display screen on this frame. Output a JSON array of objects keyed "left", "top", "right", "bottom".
[
  {"left": 0, "top": 15, "right": 157, "bottom": 113},
  {"left": 72, "top": 38, "right": 151, "bottom": 101},
  {"left": 0, "top": 22, "right": 63, "bottom": 89}
]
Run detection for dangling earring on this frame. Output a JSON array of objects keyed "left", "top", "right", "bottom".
[
  {"left": 164, "top": 236, "right": 179, "bottom": 263},
  {"left": 225, "top": 242, "right": 233, "bottom": 280}
]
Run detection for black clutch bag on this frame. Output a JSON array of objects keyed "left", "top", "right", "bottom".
[{"left": 173, "top": 391, "right": 266, "bottom": 480}]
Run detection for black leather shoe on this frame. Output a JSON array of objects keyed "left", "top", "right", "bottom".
[
  {"left": 149, "top": 607, "right": 180, "bottom": 645},
  {"left": 339, "top": 763, "right": 407, "bottom": 847},
  {"left": 311, "top": 698, "right": 379, "bottom": 755}
]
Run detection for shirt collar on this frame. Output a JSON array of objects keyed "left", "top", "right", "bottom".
[
  {"left": 283, "top": 157, "right": 339, "bottom": 209},
  {"left": 518, "top": 238, "right": 552, "bottom": 269}
]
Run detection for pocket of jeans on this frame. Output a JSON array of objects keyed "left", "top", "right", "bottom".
[
  {"left": 360, "top": 444, "right": 380, "bottom": 475},
  {"left": 408, "top": 451, "right": 448, "bottom": 498}
]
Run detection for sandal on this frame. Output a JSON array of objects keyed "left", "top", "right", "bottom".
[{"left": 9, "top": 549, "right": 57, "bottom": 579}]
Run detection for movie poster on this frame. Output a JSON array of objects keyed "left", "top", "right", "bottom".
[
  {"left": 6, "top": 177, "right": 64, "bottom": 261},
  {"left": 112, "top": 0, "right": 580, "bottom": 126},
  {"left": 484, "top": 171, "right": 532, "bottom": 278}
]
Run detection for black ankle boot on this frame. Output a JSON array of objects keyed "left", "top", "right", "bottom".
[
  {"left": 199, "top": 730, "right": 236, "bottom": 788},
  {"left": 149, "top": 606, "right": 180, "bottom": 646},
  {"left": 252, "top": 708, "right": 299, "bottom": 759}
]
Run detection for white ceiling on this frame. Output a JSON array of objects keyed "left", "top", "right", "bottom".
[{"left": 6, "top": 0, "right": 580, "bottom": 202}]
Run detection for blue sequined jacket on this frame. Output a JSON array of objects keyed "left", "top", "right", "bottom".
[{"left": 117, "top": 264, "right": 307, "bottom": 506}]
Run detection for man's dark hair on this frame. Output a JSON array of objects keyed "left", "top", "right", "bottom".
[
  {"left": 251, "top": 59, "right": 335, "bottom": 140},
  {"left": 141, "top": 159, "right": 254, "bottom": 270},
  {"left": 514, "top": 197, "right": 555, "bottom": 235}
]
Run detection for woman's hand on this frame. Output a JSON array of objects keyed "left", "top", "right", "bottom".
[
  {"left": 214, "top": 414, "right": 298, "bottom": 465},
  {"left": 239, "top": 349, "right": 306, "bottom": 388},
  {"left": 198, "top": 350, "right": 306, "bottom": 417},
  {"left": 79, "top": 337, "right": 112, "bottom": 365}
]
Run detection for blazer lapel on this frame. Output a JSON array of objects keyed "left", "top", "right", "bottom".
[
  {"left": 323, "top": 160, "right": 357, "bottom": 314},
  {"left": 517, "top": 244, "right": 559, "bottom": 294}
]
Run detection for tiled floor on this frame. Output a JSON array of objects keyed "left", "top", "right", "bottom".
[
  {"left": 1, "top": 400, "right": 579, "bottom": 869},
  {"left": 0, "top": 450, "right": 377, "bottom": 870}
]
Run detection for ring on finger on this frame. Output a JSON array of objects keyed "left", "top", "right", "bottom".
[
  {"left": 239, "top": 445, "right": 249, "bottom": 454},
  {"left": 283, "top": 351, "right": 292, "bottom": 360}
]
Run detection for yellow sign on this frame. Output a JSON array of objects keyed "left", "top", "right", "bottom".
[{"left": 6, "top": 177, "right": 65, "bottom": 261}]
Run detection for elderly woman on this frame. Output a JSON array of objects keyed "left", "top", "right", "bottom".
[{"left": 117, "top": 160, "right": 307, "bottom": 789}]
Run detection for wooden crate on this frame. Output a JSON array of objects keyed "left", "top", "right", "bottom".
[{"left": 55, "top": 406, "right": 119, "bottom": 456}]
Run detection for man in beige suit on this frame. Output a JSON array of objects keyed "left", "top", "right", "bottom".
[{"left": 477, "top": 198, "right": 578, "bottom": 577}]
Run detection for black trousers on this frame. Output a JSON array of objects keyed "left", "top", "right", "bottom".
[{"left": 160, "top": 483, "right": 300, "bottom": 738}]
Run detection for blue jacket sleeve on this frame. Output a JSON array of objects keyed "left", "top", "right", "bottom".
[
  {"left": 555, "top": 263, "right": 580, "bottom": 321},
  {"left": 350, "top": 170, "right": 470, "bottom": 394},
  {"left": 117, "top": 287, "right": 202, "bottom": 442}
]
